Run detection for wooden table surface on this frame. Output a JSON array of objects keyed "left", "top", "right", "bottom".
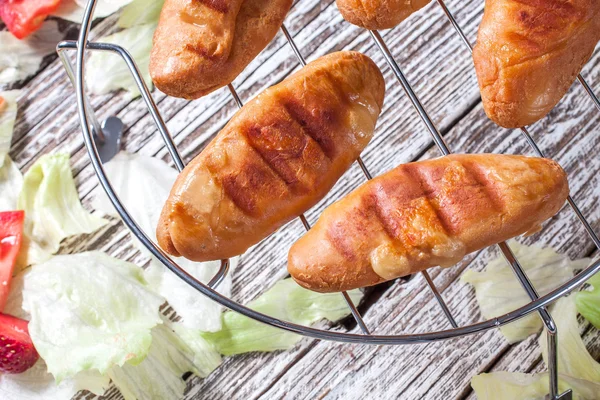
[{"left": 6, "top": 0, "right": 600, "bottom": 399}]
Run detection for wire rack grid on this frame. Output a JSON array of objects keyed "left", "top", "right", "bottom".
[{"left": 56, "top": 1, "right": 600, "bottom": 399}]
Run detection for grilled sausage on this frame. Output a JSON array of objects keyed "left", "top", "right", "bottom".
[
  {"left": 473, "top": 0, "right": 600, "bottom": 128},
  {"left": 157, "top": 51, "right": 386, "bottom": 261},
  {"left": 336, "top": 0, "right": 431, "bottom": 30},
  {"left": 288, "top": 154, "right": 569, "bottom": 292},
  {"left": 150, "top": 0, "right": 293, "bottom": 99}
]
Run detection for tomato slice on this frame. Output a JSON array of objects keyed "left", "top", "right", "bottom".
[
  {"left": 0, "top": 211, "right": 24, "bottom": 311},
  {"left": 0, "top": 0, "right": 61, "bottom": 39}
]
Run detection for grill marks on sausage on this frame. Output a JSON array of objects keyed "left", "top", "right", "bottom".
[
  {"left": 327, "top": 160, "right": 508, "bottom": 261},
  {"left": 283, "top": 99, "right": 339, "bottom": 160},
  {"left": 405, "top": 160, "right": 502, "bottom": 236},
  {"left": 193, "top": 0, "right": 229, "bottom": 13},
  {"left": 244, "top": 122, "right": 308, "bottom": 188}
]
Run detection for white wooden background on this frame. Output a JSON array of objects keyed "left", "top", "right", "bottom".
[{"left": 5, "top": 0, "right": 600, "bottom": 399}]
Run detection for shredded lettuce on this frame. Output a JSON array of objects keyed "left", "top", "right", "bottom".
[
  {"left": 540, "top": 297, "right": 600, "bottom": 383},
  {"left": 85, "top": 23, "right": 156, "bottom": 98},
  {"left": 22, "top": 252, "right": 165, "bottom": 382},
  {"left": 117, "top": 0, "right": 164, "bottom": 28},
  {"left": 472, "top": 296, "right": 600, "bottom": 400},
  {"left": 201, "top": 279, "right": 364, "bottom": 355},
  {"left": 575, "top": 272, "right": 600, "bottom": 330},
  {"left": 52, "top": 0, "right": 134, "bottom": 23},
  {"left": 108, "top": 322, "right": 221, "bottom": 400},
  {"left": 461, "top": 241, "right": 588, "bottom": 343},
  {"left": 0, "top": 156, "right": 23, "bottom": 212},
  {"left": 472, "top": 371, "right": 600, "bottom": 400},
  {"left": 92, "top": 151, "right": 234, "bottom": 332},
  {"left": 0, "top": 360, "right": 109, "bottom": 400},
  {"left": 0, "top": 90, "right": 19, "bottom": 168},
  {"left": 0, "top": 21, "right": 63, "bottom": 84},
  {"left": 17, "top": 153, "right": 107, "bottom": 266}
]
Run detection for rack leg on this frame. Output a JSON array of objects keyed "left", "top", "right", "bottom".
[{"left": 57, "top": 46, "right": 105, "bottom": 144}]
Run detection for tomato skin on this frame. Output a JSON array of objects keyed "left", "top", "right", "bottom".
[
  {"left": 0, "top": 210, "right": 24, "bottom": 310},
  {"left": 0, "top": 0, "right": 61, "bottom": 39}
]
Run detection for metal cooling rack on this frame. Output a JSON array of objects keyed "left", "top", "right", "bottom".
[{"left": 56, "top": 1, "right": 600, "bottom": 398}]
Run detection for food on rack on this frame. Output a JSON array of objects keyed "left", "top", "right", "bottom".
[
  {"left": 0, "top": 313, "right": 39, "bottom": 373},
  {"left": 335, "top": 0, "right": 431, "bottom": 30},
  {"left": 288, "top": 154, "right": 569, "bottom": 292},
  {"left": 473, "top": 0, "right": 600, "bottom": 128},
  {"left": 150, "top": 0, "right": 293, "bottom": 99},
  {"left": 0, "top": 0, "right": 60, "bottom": 39},
  {"left": 157, "top": 51, "right": 386, "bottom": 262}
]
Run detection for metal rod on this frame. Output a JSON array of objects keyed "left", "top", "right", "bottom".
[
  {"left": 497, "top": 242, "right": 559, "bottom": 398},
  {"left": 369, "top": 30, "right": 451, "bottom": 155},
  {"left": 422, "top": 271, "right": 458, "bottom": 328},
  {"left": 59, "top": 41, "right": 185, "bottom": 172},
  {"left": 577, "top": 74, "right": 600, "bottom": 113},
  {"left": 57, "top": 46, "right": 105, "bottom": 143}
]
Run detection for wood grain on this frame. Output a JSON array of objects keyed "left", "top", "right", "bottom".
[{"left": 2, "top": 0, "right": 599, "bottom": 398}]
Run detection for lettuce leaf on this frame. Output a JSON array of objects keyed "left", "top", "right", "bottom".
[
  {"left": 22, "top": 252, "right": 165, "bottom": 382},
  {"left": 52, "top": 0, "right": 134, "bottom": 23},
  {"left": 201, "top": 279, "right": 364, "bottom": 355},
  {"left": 461, "top": 241, "right": 588, "bottom": 343},
  {"left": 92, "top": 151, "right": 234, "bottom": 332},
  {"left": 540, "top": 297, "right": 600, "bottom": 383},
  {"left": 0, "top": 360, "right": 109, "bottom": 400},
  {"left": 472, "top": 296, "right": 600, "bottom": 400},
  {"left": 85, "top": 23, "right": 156, "bottom": 98},
  {"left": 17, "top": 153, "right": 107, "bottom": 266},
  {"left": 472, "top": 371, "right": 600, "bottom": 400},
  {"left": 0, "top": 90, "right": 19, "bottom": 168},
  {"left": 117, "top": 0, "right": 164, "bottom": 28},
  {"left": 575, "top": 272, "right": 600, "bottom": 330},
  {"left": 0, "top": 156, "right": 23, "bottom": 212},
  {"left": 0, "top": 21, "right": 63, "bottom": 84},
  {"left": 108, "top": 322, "right": 221, "bottom": 400}
]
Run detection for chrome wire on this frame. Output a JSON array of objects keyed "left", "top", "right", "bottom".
[{"left": 67, "top": 0, "right": 600, "bottom": 347}]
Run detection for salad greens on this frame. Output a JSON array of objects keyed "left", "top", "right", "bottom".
[
  {"left": 0, "top": 21, "right": 63, "bottom": 85},
  {"left": 85, "top": 0, "right": 164, "bottom": 97},
  {"left": 22, "top": 252, "right": 165, "bottom": 381},
  {"left": 575, "top": 272, "right": 600, "bottom": 330},
  {"left": 472, "top": 371, "right": 600, "bottom": 400},
  {"left": 108, "top": 323, "right": 220, "bottom": 400},
  {"left": 0, "top": 360, "right": 109, "bottom": 400},
  {"left": 92, "top": 151, "right": 235, "bottom": 332},
  {"left": 85, "top": 23, "right": 156, "bottom": 98},
  {"left": 472, "top": 296, "right": 600, "bottom": 400},
  {"left": 201, "top": 279, "right": 363, "bottom": 355},
  {"left": 0, "top": 90, "right": 19, "bottom": 167},
  {"left": 117, "top": 0, "right": 164, "bottom": 28},
  {"left": 540, "top": 297, "right": 600, "bottom": 383},
  {"left": 17, "top": 153, "right": 107, "bottom": 266},
  {"left": 0, "top": 157, "right": 23, "bottom": 212},
  {"left": 52, "top": 0, "right": 134, "bottom": 23},
  {"left": 462, "top": 241, "right": 588, "bottom": 343}
]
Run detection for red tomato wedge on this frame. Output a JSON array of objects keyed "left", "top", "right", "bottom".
[
  {"left": 0, "top": 211, "right": 24, "bottom": 311},
  {"left": 0, "top": 0, "right": 61, "bottom": 39}
]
